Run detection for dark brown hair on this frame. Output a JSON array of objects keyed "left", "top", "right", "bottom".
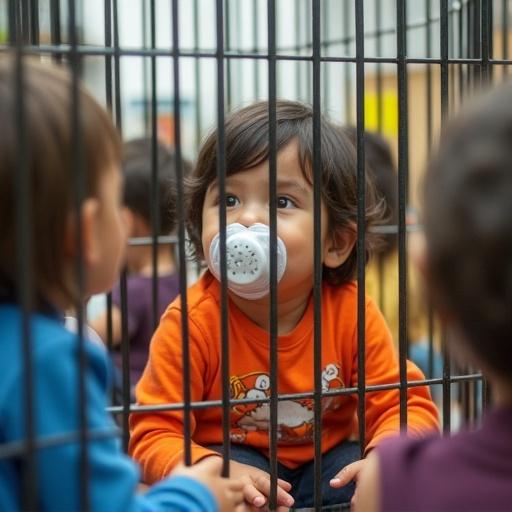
[
  {"left": 424, "top": 83, "right": 512, "bottom": 379},
  {"left": 122, "top": 138, "right": 191, "bottom": 235},
  {"left": 186, "top": 100, "right": 383, "bottom": 285},
  {"left": 0, "top": 55, "right": 121, "bottom": 307}
]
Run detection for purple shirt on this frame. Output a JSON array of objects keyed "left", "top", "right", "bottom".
[
  {"left": 377, "top": 407, "right": 512, "bottom": 511},
  {"left": 111, "top": 273, "right": 180, "bottom": 385}
]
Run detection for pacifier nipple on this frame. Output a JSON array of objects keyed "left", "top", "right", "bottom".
[{"left": 226, "top": 233, "right": 266, "bottom": 285}]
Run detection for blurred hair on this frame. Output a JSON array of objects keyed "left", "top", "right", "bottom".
[
  {"left": 0, "top": 55, "right": 121, "bottom": 307},
  {"left": 122, "top": 138, "right": 191, "bottom": 235},
  {"left": 424, "top": 83, "right": 512, "bottom": 379},
  {"left": 343, "top": 126, "right": 398, "bottom": 256},
  {"left": 186, "top": 100, "right": 384, "bottom": 285}
]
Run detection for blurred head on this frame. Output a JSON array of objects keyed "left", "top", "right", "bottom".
[
  {"left": 122, "top": 138, "right": 190, "bottom": 237},
  {"left": 424, "top": 83, "right": 512, "bottom": 380},
  {"left": 186, "top": 100, "right": 383, "bottom": 285},
  {"left": 0, "top": 55, "right": 123, "bottom": 310},
  {"left": 343, "top": 126, "right": 398, "bottom": 256}
]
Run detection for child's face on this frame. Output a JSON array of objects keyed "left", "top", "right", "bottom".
[
  {"left": 84, "top": 164, "right": 127, "bottom": 296},
  {"left": 201, "top": 140, "right": 341, "bottom": 302}
]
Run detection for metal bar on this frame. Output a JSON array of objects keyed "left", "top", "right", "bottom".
[
  {"left": 171, "top": 0, "right": 192, "bottom": 466},
  {"left": 343, "top": 0, "right": 352, "bottom": 122},
  {"left": 215, "top": 0, "right": 230, "bottom": 479},
  {"left": 119, "top": 268, "right": 131, "bottom": 450},
  {"left": 193, "top": 0, "right": 202, "bottom": 151},
  {"left": 267, "top": 0, "right": 278, "bottom": 507},
  {"left": 105, "top": 372, "right": 485, "bottom": 415},
  {"left": 14, "top": 40, "right": 37, "bottom": 512},
  {"left": 440, "top": 0, "right": 451, "bottom": 435},
  {"left": 29, "top": 0, "right": 38, "bottom": 44},
  {"left": 312, "top": 1, "right": 323, "bottom": 507},
  {"left": 375, "top": 0, "right": 383, "bottom": 132},
  {"left": 68, "top": 0, "right": 89, "bottom": 507},
  {"left": 49, "top": 0, "right": 61, "bottom": 61},
  {"left": 225, "top": 0, "right": 232, "bottom": 110},
  {"left": 502, "top": 0, "right": 509, "bottom": 76},
  {"left": 482, "top": 0, "right": 491, "bottom": 82},
  {"left": 396, "top": 0, "right": 408, "bottom": 431},
  {"left": 5, "top": 43, "right": 500, "bottom": 65},
  {"left": 355, "top": 0, "right": 366, "bottom": 463},
  {"left": 149, "top": 0, "right": 159, "bottom": 334},
  {"left": 252, "top": 0, "right": 260, "bottom": 99}
]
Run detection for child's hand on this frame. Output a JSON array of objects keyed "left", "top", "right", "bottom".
[
  {"left": 172, "top": 456, "right": 248, "bottom": 511},
  {"left": 329, "top": 458, "right": 366, "bottom": 507},
  {"left": 229, "top": 459, "right": 294, "bottom": 510}
]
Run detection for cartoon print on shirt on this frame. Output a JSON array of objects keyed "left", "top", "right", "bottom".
[{"left": 229, "top": 363, "right": 344, "bottom": 445}]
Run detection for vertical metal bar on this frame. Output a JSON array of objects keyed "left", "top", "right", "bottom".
[
  {"left": 425, "top": 0, "right": 435, "bottom": 381},
  {"left": 29, "top": 0, "right": 38, "bottom": 44},
  {"left": 171, "top": 0, "right": 192, "bottom": 465},
  {"left": 322, "top": 0, "right": 330, "bottom": 109},
  {"left": 119, "top": 267, "right": 130, "bottom": 449},
  {"left": 502, "top": 0, "right": 509, "bottom": 76},
  {"left": 68, "top": 0, "right": 89, "bottom": 507},
  {"left": 8, "top": 0, "right": 19, "bottom": 44},
  {"left": 225, "top": 0, "right": 232, "bottom": 110},
  {"left": 312, "top": 1, "right": 323, "bottom": 507},
  {"left": 375, "top": 0, "right": 383, "bottom": 132},
  {"left": 355, "top": 0, "right": 366, "bottom": 463},
  {"left": 396, "top": 0, "right": 408, "bottom": 430},
  {"left": 267, "top": 0, "right": 278, "bottom": 507},
  {"left": 193, "top": 0, "right": 202, "bottom": 151},
  {"left": 104, "top": 0, "right": 113, "bottom": 117},
  {"left": 215, "top": 0, "right": 231, "bottom": 479},
  {"left": 440, "top": 0, "right": 451, "bottom": 435},
  {"left": 14, "top": 41, "right": 37, "bottom": 512},
  {"left": 142, "top": 1, "right": 150, "bottom": 131},
  {"left": 111, "top": 0, "right": 129, "bottom": 452},
  {"left": 252, "top": 0, "right": 260, "bottom": 99},
  {"left": 50, "top": 0, "right": 61, "bottom": 61},
  {"left": 343, "top": 0, "right": 352, "bottom": 123},
  {"left": 482, "top": 0, "right": 491, "bottom": 82},
  {"left": 295, "top": 0, "right": 302, "bottom": 100},
  {"left": 103, "top": 0, "right": 115, "bottom": 406},
  {"left": 149, "top": 0, "right": 159, "bottom": 334}
]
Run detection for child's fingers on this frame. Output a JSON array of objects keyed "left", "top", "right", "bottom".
[
  {"left": 241, "top": 480, "right": 267, "bottom": 508},
  {"left": 276, "top": 478, "right": 292, "bottom": 492},
  {"left": 330, "top": 459, "right": 365, "bottom": 488},
  {"left": 253, "top": 475, "right": 294, "bottom": 508}
]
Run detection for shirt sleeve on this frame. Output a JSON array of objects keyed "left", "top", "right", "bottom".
[
  {"left": 129, "top": 306, "right": 219, "bottom": 484},
  {"left": 4, "top": 330, "right": 218, "bottom": 512},
  {"left": 351, "top": 298, "right": 440, "bottom": 452}
]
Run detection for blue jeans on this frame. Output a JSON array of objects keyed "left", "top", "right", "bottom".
[{"left": 209, "top": 441, "right": 360, "bottom": 508}]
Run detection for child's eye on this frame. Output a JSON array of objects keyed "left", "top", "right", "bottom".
[
  {"left": 276, "top": 196, "right": 296, "bottom": 209},
  {"left": 226, "top": 195, "right": 240, "bottom": 208}
]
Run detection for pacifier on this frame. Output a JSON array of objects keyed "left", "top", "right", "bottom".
[{"left": 208, "top": 223, "right": 287, "bottom": 300}]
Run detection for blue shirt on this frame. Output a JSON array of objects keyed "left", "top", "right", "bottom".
[{"left": 0, "top": 304, "right": 217, "bottom": 511}]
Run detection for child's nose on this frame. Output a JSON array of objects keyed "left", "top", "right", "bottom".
[{"left": 236, "top": 203, "right": 268, "bottom": 227}]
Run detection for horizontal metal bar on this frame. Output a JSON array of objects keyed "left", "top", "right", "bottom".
[
  {"left": 110, "top": 373, "right": 483, "bottom": 415},
  {"left": 1, "top": 45, "right": 505, "bottom": 67}
]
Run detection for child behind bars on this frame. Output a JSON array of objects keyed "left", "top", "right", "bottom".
[
  {"left": 129, "top": 100, "right": 439, "bottom": 509},
  {"left": 355, "top": 84, "right": 512, "bottom": 511},
  {"left": 0, "top": 55, "right": 246, "bottom": 511}
]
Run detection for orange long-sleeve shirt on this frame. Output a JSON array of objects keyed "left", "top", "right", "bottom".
[{"left": 129, "top": 272, "right": 439, "bottom": 484}]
